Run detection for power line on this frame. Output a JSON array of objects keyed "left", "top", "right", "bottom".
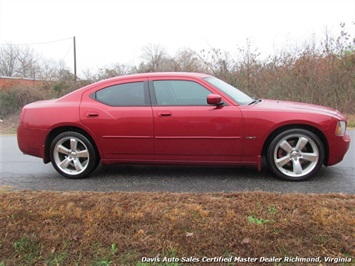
[
  {"left": 0, "top": 36, "right": 78, "bottom": 81},
  {"left": 61, "top": 42, "right": 73, "bottom": 61},
  {"left": 0, "top": 38, "right": 72, "bottom": 46}
]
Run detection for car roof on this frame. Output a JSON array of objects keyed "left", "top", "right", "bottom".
[
  {"left": 100, "top": 72, "right": 212, "bottom": 83},
  {"left": 125, "top": 72, "right": 210, "bottom": 78},
  {"left": 72, "top": 72, "right": 213, "bottom": 96}
]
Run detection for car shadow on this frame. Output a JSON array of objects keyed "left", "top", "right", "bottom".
[
  {"left": 91, "top": 164, "right": 275, "bottom": 180},
  {"left": 15, "top": 162, "right": 352, "bottom": 194},
  {"left": 77, "top": 164, "right": 353, "bottom": 194}
]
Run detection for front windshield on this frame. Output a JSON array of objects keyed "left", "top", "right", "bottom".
[{"left": 204, "top": 77, "right": 253, "bottom": 105}]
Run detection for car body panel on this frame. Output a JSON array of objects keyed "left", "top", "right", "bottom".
[
  {"left": 152, "top": 105, "right": 243, "bottom": 162},
  {"left": 80, "top": 103, "right": 155, "bottom": 161}
]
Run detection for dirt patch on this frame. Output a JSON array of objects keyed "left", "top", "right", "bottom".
[
  {"left": 0, "top": 191, "right": 354, "bottom": 265},
  {"left": 0, "top": 112, "right": 20, "bottom": 135}
]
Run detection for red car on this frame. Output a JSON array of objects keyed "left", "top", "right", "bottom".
[{"left": 17, "top": 72, "right": 350, "bottom": 181}]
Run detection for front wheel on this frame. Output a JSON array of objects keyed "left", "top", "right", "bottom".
[
  {"left": 267, "top": 129, "right": 325, "bottom": 181},
  {"left": 50, "top": 131, "right": 98, "bottom": 179}
]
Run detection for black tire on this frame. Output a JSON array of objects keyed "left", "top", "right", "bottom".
[
  {"left": 267, "top": 129, "right": 325, "bottom": 181},
  {"left": 50, "top": 131, "right": 98, "bottom": 179}
]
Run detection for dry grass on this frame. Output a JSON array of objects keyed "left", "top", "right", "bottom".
[
  {"left": 0, "top": 112, "right": 20, "bottom": 135},
  {"left": 0, "top": 191, "right": 354, "bottom": 265},
  {"left": 347, "top": 114, "right": 355, "bottom": 128}
]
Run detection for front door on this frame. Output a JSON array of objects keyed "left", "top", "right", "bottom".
[{"left": 150, "top": 79, "right": 243, "bottom": 163}]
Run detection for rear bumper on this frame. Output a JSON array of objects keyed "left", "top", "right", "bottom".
[{"left": 17, "top": 124, "right": 48, "bottom": 160}]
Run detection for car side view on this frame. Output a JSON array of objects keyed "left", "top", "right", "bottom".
[{"left": 17, "top": 72, "right": 350, "bottom": 181}]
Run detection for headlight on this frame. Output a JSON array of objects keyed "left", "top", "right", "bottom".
[{"left": 335, "top": 121, "right": 346, "bottom": 136}]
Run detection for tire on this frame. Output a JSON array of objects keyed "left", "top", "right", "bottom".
[
  {"left": 267, "top": 129, "right": 325, "bottom": 181},
  {"left": 50, "top": 131, "right": 98, "bottom": 179}
]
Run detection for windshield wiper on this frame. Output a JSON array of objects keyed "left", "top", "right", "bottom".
[{"left": 248, "top": 98, "right": 262, "bottom": 105}]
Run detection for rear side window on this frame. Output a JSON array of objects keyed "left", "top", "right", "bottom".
[
  {"left": 153, "top": 80, "right": 211, "bottom": 106},
  {"left": 93, "top": 82, "right": 147, "bottom": 106}
]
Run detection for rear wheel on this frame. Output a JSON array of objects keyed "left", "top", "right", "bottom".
[
  {"left": 267, "top": 129, "right": 325, "bottom": 181},
  {"left": 50, "top": 131, "right": 97, "bottom": 179}
]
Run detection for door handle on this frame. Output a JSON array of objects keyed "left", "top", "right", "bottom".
[
  {"left": 159, "top": 112, "right": 172, "bottom": 117},
  {"left": 87, "top": 112, "right": 99, "bottom": 117}
]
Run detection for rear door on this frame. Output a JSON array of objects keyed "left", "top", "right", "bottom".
[{"left": 80, "top": 79, "right": 154, "bottom": 162}]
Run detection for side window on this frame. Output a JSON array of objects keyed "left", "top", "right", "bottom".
[
  {"left": 153, "top": 80, "right": 211, "bottom": 106},
  {"left": 94, "top": 82, "right": 147, "bottom": 106}
]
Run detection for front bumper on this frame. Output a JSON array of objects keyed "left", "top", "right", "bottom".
[{"left": 327, "top": 132, "right": 351, "bottom": 166}]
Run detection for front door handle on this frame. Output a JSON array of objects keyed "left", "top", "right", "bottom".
[{"left": 158, "top": 112, "right": 172, "bottom": 117}]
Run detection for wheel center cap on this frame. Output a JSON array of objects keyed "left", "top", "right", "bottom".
[
  {"left": 290, "top": 151, "right": 300, "bottom": 159},
  {"left": 70, "top": 151, "right": 77, "bottom": 159}
]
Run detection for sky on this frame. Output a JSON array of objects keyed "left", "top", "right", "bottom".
[{"left": 0, "top": 0, "right": 354, "bottom": 76}]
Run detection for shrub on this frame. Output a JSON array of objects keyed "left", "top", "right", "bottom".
[{"left": 0, "top": 87, "right": 46, "bottom": 117}]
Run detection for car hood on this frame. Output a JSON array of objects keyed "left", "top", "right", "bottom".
[{"left": 258, "top": 99, "right": 340, "bottom": 117}]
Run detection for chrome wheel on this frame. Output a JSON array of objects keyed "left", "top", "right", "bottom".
[
  {"left": 53, "top": 137, "right": 89, "bottom": 175},
  {"left": 267, "top": 129, "right": 324, "bottom": 181},
  {"left": 50, "top": 132, "right": 97, "bottom": 179}
]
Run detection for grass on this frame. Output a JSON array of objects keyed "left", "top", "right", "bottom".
[
  {"left": 347, "top": 114, "right": 355, "bottom": 128},
  {"left": 0, "top": 191, "right": 354, "bottom": 265}
]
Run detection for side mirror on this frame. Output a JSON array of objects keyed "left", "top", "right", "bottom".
[{"left": 207, "top": 94, "right": 224, "bottom": 106}]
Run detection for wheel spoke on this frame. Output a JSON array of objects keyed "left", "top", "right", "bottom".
[
  {"left": 295, "top": 137, "right": 308, "bottom": 151},
  {"left": 279, "top": 140, "right": 293, "bottom": 153},
  {"left": 276, "top": 155, "right": 291, "bottom": 167},
  {"left": 59, "top": 157, "right": 71, "bottom": 169},
  {"left": 73, "top": 159, "right": 84, "bottom": 172},
  {"left": 70, "top": 138, "right": 78, "bottom": 151},
  {"left": 301, "top": 152, "right": 318, "bottom": 162},
  {"left": 76, "top": 149, "right": 89, "bottom": 158},
  {"left": 292, "top": 160, "right": 303, "bottom": 175},
  {"left": 56, "top": 144, "right": 70, "bottom": 155}
]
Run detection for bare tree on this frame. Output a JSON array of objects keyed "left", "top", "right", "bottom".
[
  {"left": 0, "top": 44, "right": 41, "bottom": 78},
  {"left": 234, "top": 38, "right": 262, "bottom": 94},
  {"left": 0, "top": 44, "right": 19, "bottom": 76},
  {"left": 37, "top": 59, "right": 65, "bottom": 81},
  {"left": 17, "top": 46, "right": 41, "bottom": 78},
  {"left": 83, "top": 63, "right": 133, "bottom": 82},
  {"left": 138, "top": 43, "right": 173, "bottom": 72},
  {"left": 173, "top": 48, "right": 203, "bottom": 72},
  {"left": 198, "top": 47, "right": 235, "bottom": 82}
]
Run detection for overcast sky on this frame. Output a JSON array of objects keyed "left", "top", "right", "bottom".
[{"left": 0, "top": 0, "right": 354, "bottom": 75}]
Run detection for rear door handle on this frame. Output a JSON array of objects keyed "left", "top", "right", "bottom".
[
  {"left": 159, "top": 112, "right": 172, "bottom": 117},
  {"left": 87, "top": 112, "right": 99, "bottom": 117}
]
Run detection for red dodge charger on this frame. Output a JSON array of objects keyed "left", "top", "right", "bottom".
[{"left": 17, "top": 72, "right": 350, "bottom": 181}]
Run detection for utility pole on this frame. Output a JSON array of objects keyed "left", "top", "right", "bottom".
[{"left": 73, "top": 36, "right": 77, "bottom": 82}]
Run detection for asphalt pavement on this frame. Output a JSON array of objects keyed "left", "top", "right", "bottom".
[{"left": 0, "top": 130, "right": 354, "bottom": 193}]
